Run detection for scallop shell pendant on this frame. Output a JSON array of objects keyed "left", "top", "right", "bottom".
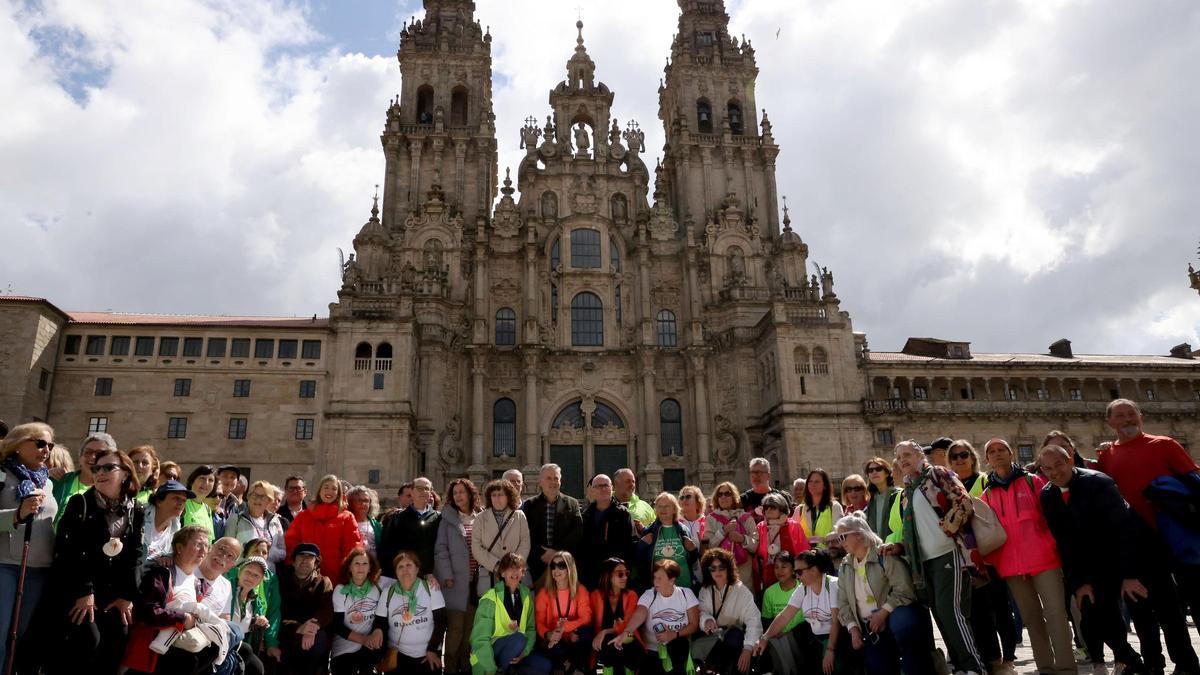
[
  {"left": 103, "top": 537, "right": 123, "bottom": 557},
  {"left": 661, "top": 544, "right": 675, "bottom": 557}
]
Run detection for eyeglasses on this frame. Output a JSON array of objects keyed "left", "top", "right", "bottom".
[
  {"left": 707, "top": 565, "right": 727, "bottom": 573},
  {"left": 612, "top": 571, "right": 628, "bottom": 578},
  {"left": 866, "top": 466, "right": 886, "bottom": 474},
  {"left": 844, "top": 486, "right": 866, "bottom": 493},
  {"left": 794, "top": 566, "right": 810, "bottom": 573},
  {"left": 212, "top": 549, "right": 238, "bottom": 561},
  {"left": 716, "top": 491, "right": 733, "bottom": 497},
  {"left": 680, "top": 494, "right": 696, "bottom": 500},
  {"left": 92, "top": 463, "right": 124, "bottom": 475},
  {"left": 949, "top": 452, "right": 971, "bottom": 461},
  {"left": 32, "top": 439, "right": 55, "bottom": 451},
  {"left": 550, "top": 561, "right": 569, "bottom": 571},
  {"left": 286, "top": 485, "right": 305, "bottom": 492}
]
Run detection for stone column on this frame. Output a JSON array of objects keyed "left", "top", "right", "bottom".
[
  {"left": 470, "top": 351, "right": 486, "bottom": 479},
  {"left": 639, "top": 350, "right": 662, "bottom": 491},
  {"left": 523, "top": 349, "right": 541, "bottom": 472},
  {"left": 689, "top": 350, "right": 714, "bottom": 486},
  {"left": 408, "top": 139, "right": 423, "bottom": 203}
]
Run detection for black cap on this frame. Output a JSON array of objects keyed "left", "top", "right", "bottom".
[
  {"left": 293, "top": 543, "right": 321, "bottom": 559},
  {"left": 924, "top": 437, "right": 953, "bottom": 454},
  {"left": 153, "top": 479, "right": 196, "bottom": 501},
  {"left": 216, "top": 464, "right": 242, "bottom": 478}
]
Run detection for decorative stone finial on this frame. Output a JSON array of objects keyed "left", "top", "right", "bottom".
[
  {"left": 782, "top": 195, "right": 791, "bottom": 232},
  {"left": 370, "top": 185, "right": 380, "bottom": 220},
  {"left": 501, "top": 168, "right": 515, "bottom": 197}
]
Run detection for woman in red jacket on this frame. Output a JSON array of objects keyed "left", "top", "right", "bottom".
[
  {"left": 531, "top": 550, "right": 593, "bottom": 674},
  {"left": 981, "top": 439, "right": 1075, "bottom": 675},
  {"left": 755, "top": 493, "right": 810, "bottom": 591},
  {"left": 591, "top": 557, "right": 642, "bottom": 675},
  {"left": 284, "top": 474, "right": 363, "bottom": 581}
]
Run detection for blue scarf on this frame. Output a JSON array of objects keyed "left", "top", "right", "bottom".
[{"left": 3, "top": 455, "right": 49, "bottom": 516}]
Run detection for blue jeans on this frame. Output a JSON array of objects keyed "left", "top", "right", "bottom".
[
  {"left": 215, "top": 620, "right": 245, "bottom": 675},
  {"left": 492, "top": 632, "right": 547, "bottom": 674},
  {"left": 862, "top": 604, "right": 935, "bottom": 675},
  {"left": 0, "top": 564, "right": 48, "bottom": 669}
]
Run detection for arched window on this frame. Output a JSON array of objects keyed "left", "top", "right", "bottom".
[
  {"left": 794, "top": 346, "right": 811, "bottom": 374},
  {"left": 656, "top": 310, "right": 678, "bottom": 347},
  {"left": 571, "top": 292, "right": 604, "bottom": 346},
  {"left": 570, "top": 229, "right": 601, "bottom": 268},
  {"left": 727, "top": 101, "right": 744, "bottom": 135},
  {"left": 813, "top": 346, "right": 829, "bottom": 375},
  {"left": 660, "top": 399, "right": 683, "bottom": 457},
  {"left": 450, "top": 86, "right": 468, "bottom": 126},
  {"left": 416, "top": 85, "right": 435, "bottom": 124},
  {"left": 354, "top": 342, "right": 372, "bottom": 370},
  {"left": 610, "top": 193, "right": 629, "bottom": 222},
  {"left": 375, "top": 342, "right": 393, "bottom": 371},
  {"left": 553, "top": 402, "right": 584, "bottom": 429},
  {"left": 593, "top": 402, "right": 625, "bottom": 428},
  {"left": 541, "top": 191, "right": 558, "bottom": 220},
  {"left": 493, "top": 398, "right": 517, "bottom": 457},
  {"left": 697, "top": 99, "right": 713, "bottom": 134},
  {"left": 495, "top": 308, "right": 516, "bottom": 346}
]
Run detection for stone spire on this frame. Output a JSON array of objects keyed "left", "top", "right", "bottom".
[{"left": 565, "top": 20, "right": 597, "bottom": 91}]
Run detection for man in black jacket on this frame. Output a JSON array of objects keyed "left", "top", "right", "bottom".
[
  {"left": 378, "top": 476, "right": 441, "bottom": 579},
  {"left": 1038, "top": 445, "right": 1148, "bottom": 673},
  {"left": 579, "top": 473, "right": 637, "bottom": 587},
  {"left": 522, "top": 463, "right": 583, "bottom": 581}
]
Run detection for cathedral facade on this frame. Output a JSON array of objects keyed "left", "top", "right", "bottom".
[{"left": 3, "top": 0, "right": 1198, "bottom": 497}]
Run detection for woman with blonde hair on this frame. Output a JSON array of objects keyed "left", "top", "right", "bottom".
[
  {"left": 637, "top": 492, "right": 700, "bottom": 589},
  {"left": 678, "top": 485, "right": 707, "bottom": 583},
  {"left": 127, "top": 445, "right": 161, "bottom": 503},
  {"left": 531, "top": 550, "right": 593, "bottom": 673},
  {"left": 284, "top": 474, "right": 363, "bottom": 580},
  {"left": 0, "top": 422, "right": 58, "bottom": 669},
  {"left": 840, "top": 474, "right": 869, "bottom": 514},
  {"left": 704, "top": 482, "right": 757, "bottom": 590}
]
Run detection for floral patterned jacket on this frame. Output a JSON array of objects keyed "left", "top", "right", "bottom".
[{"left": 900, "top": 462, "right": 985, "bottom": 594}]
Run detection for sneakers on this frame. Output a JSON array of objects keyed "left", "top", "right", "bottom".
[
  {"left": 992, "top": 661, "right": 1018, "bottom": 675},
  {"left": 1093, "top": 664, "right": 1110, "bottom": 675}
]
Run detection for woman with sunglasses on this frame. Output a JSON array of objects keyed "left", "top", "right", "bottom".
[
  {"left": 609, "top": 558, "right": 700, "bottom": 675},
  {"left": 754, "top": 493, "right": 809, "bottom": 591},
  {"left": 531, "top": 550, "right": 593, "bottom": 674},
  {"left": 0, "top": 423, "right": 59, "bottom": 670},
  {"left": 51, "top": 432, "right": 114, "bottom": 526},
  {"left": 678, "top": 486, "right": 707, "bottom": 585},
  {"left": 693, "top": 548, "right": 762, "bottom": 675},
  {"left": 840, "top": 475, "right": 869, "bottom": 514},
  {"left": 948, "top": 440, "right": 1019, "bottom": 674},
  {"left": 863, "top": 457, "right": 903, "bottom": 544},
  {"left": 793, "top": 469, "right": 843, "bottom": 550},
  {"left": 831, "top": 513, "right": 934, "bottom": 675},
  {"left": 48, "top": 447, "right": 145, "bottom": 675},
  {"left": 591, "top": 557, "right": 641, "bottom": 675},
  {"left": 229, "top": 480, "right": 287, "bottom": 571},
  {"left": 704, "top": 482, "right": 757, "bottom": 591},
  {"left": 756, "top": 548, "right": 851, "bottom": 675}
]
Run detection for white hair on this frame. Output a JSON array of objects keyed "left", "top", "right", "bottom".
[
  {"left": 791, "top": 477, "right": 807, "bottom": 490},
  {"left": 540, "top": 463, "right": 561, "bottom": 477},
  {"left": 79, "top": 432, "right": 117, "bottom": 457},
  {"left": 503, "top": 469, "right": 523, "bottom": 481},
  {"left": 835, "top": 512, "right": 883, "bottom": 548},
  {"left": 749, "top": 457, "right": 771, "bottom": 473}
]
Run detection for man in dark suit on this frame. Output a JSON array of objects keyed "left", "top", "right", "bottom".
[
  {"left": 522, "top": 463, "right": 583, "bottom": 582},
  {"left": 579, "top": 473, "right": 637, "bottom": 587}
]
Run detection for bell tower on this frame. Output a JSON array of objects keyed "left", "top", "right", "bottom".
[
  {"left": 659, "top": 0, "right": 781, "bottom": 237},
  {"left": 381, "top": 0, "right": 498, "bottom": 233}
]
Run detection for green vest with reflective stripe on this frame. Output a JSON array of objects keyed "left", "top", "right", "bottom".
[{"left": 470, "top": 585, "right": 532, "bottom": 666}]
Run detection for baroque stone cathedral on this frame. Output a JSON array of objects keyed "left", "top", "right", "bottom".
[
  {"left": 6, "top": 0, "right": 1196, "bottom": 498},
  {"left": 331, "top": 0, "right": 848, "bottom": 494}
]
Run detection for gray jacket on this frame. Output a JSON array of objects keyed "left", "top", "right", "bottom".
[
  {"left": 435, "top": 507, "right": 479, "bottom": 611},
  {"left": 0, "top": 468, "right": 57, "bottom": 568},
  {"left": 836, "top": 545, "right": 917, "bottom": 628}
]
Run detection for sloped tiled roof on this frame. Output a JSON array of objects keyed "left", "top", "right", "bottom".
[
  {"left": 867, "top": 351, "right": 1194, "bottom": 367},
  {"left": 66, "top": 311, "right": 329, "bottom": 329}
]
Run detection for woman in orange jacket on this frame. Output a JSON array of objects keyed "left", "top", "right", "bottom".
[
  {"left": 590, "top": 557, "right": 642, "bottom": 675},
  {"left": 530, "top": 550, "right": 593, "bottom": 674},
  {"left": 283, "top": 474, "right": 363, "bottom": 581}
]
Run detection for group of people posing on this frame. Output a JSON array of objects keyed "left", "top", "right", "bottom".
[{"left": 0, "top": 396, "right": 1196, "bottom": 675}]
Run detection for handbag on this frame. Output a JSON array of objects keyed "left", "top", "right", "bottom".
[
  {"left": 968, "top": 497, "right": 1007, "bottom": 556},
  {"left": 121, "top": 623, "right": 161, "bottom": 672},
  {"left": 378, "top": 647, "right": 399, "bottom": 672}
]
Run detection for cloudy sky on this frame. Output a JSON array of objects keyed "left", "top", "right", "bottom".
[{"left": 3, "top": 0, "right": 1198, "bottom": 356}]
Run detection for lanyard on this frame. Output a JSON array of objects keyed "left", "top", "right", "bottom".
[
  {"left": 554, "top": 587, "right": 573, "bottom": 621},
  {"left": 711, "top": 584, "right": 730, "bottom": 623}
]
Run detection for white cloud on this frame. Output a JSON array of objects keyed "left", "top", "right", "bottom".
[{"left": 1, "top": 0, "right": 1197, "bottom": 357}]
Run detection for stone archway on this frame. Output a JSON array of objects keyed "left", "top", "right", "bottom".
[{"left": 545, "top": 397, "right": 631, "bottom": 498}]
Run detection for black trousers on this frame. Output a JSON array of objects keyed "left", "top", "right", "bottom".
[
  {"left": 1129, "top": 563, "right": 1200, "bottom": 673},
  {"left": 695, "top": 626, "right": 747, "bottom": 674},
  {"left": 331, "top": 647, "right": 384, "bottom": 675},
  {"left": 386, "top": 651, "right": 440, "bottom": 674},
  {"left": 1078, "top": 576, "right": 1144, "bottom": 670},
  {"left": 639, "top": 636, "right": 693, "bottom": 675},
  {"left": 155, "top": 644, "right": 221, "bottom": 675},
  {"left": 279, "top": 629, "right": 331, "bottom": 675},
  {"left": 596, "top": 641, "right": 639, "bottom": 675},
  {"left": 48, "top": 608, "right": 129, "bottom": 675}
]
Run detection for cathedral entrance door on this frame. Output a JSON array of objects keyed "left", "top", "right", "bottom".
[
  {"left": 549, "top": 445, "right": 584, "bottom": 498},
  {"left": 594, "top": 445, "right": 627, "bottom": 484}
]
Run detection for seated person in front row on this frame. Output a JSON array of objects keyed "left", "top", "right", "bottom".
[
  {"left": 608, "top": 559, "right": 700, "bottom": 675},
  {"left": 470, "top": 552, "right": 542, "bottom": 675},
  {"left": 529, "top": 551, "right": 593, "bottom": 674},
  {"left": 692, "top": 548, "right": 763, "bottom": 675},
  {"left": 757, "top": 551, "right": 807, "bottom": 675}
]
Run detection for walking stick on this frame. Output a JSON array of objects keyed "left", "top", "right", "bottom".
[{"left": 4, "top": 517, "right": 34, "bottom": 675}]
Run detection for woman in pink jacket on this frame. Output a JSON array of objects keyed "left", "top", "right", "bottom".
[{"left": 981, "top": 439, "right": 1075, "bottom": 675}]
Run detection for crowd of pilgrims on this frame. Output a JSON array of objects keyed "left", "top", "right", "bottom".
[{"left": 0, "top": 397, "right": 1198, "bottom": 675}]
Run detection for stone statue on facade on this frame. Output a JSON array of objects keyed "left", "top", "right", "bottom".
[
  {"left": 439, "top": 414, "right": 463, "bottom": 465},
  {"left": 574, "top": 123, "right": 590, "bottom": 156},
  {"left": 341, "top": 254, "right": 362, "bottom": 289}
]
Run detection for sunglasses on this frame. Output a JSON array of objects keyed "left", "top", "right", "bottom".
[
  {"left": 612, "top": 571, "right": 628, "bottom": 578},
  {"left": 708, "top": 565, "right": 728, "bottom": 573},
  {"left": 949, "top": 452, "right": 971, "bottom": 461},
  {"left": 844, "top": 486, "right": 866, "bottom": 493},
  {"left": 680, "top": 494, "right": 696, "bottom": 500},
  {"left": 550, "top": 561, "right": 569, "bottom": 571},
  {"left": 92, "top": 463, "right": 124, "bottom": 475},
  {"left": 32, "top": 439, "right": 56, "bottom": 451},
  {"left": 716, "top": 491, "right": 733, "bottom": 497},
  {"left": 794, "top": 565, "right": 810, "bottom": 573},
  {"left": 866, "top": 466, "right": 886, "bottom": 474}
]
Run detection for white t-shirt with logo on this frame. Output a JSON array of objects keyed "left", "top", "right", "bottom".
[
  {"left": 787, "top": 575, "right": 839, "bottom": 636},
  {"left": 332, "top": 584, "right": 384, "bottom": 657},
  {"left": 376, "top": 580, "right": 446, "bottom": 658},
  {"left": 637, "top": 586, "right": 699, "bottom": 646},
  {"left": 199, "top": 574, "right": 232, "bottom": 619}
]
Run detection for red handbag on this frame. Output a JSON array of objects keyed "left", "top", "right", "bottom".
[{"left": 121, "top": 622, "right": 160, "bottom": 673}]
